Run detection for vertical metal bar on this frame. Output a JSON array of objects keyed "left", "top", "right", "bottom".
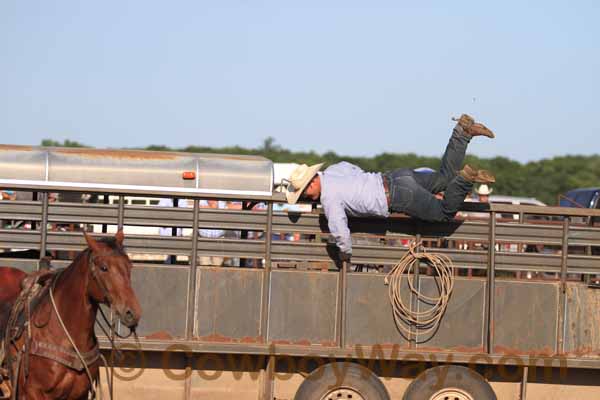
[
  {"left": 186, "top": 199, "right": 200, "bottom": 340},
  {"left": 110, "top": 195, "right": 125, "bottom": 400},
  {"left": 557, "top": 217, "right": 570, "bottom": 354},
  {"left": 516, "top": 212, "right": 525, "bottom": 280},
  {"left": 336, "top": 261, "right": 347, "bottom": 348},
  {"left": 260, "top": 203, "right": 273, "bottom": 339},
  {"left": 240, "top": 201, "right": 251, "bottom": 267},
  {"left": 117, "top": 195, "right": 125, "bottom": 230},
  {"left": 520, "top": 366, "right": 529, "bottom": 400},
  {"left": 31, "top": 192, "right": 38, "bottom": 231},
  {"left": 102, "top": 194, "right": 109, "bottom": 234},
  {"left": 38, "top": 192, "right": 49, "bottom": 271},
  {"left": 184, "top": 356, "right": 193, "bottom": 400},
  {"left": 409, "top": 231, "right": 422, "bottom": 348},
  {"left": 485, "top": 212, "right": 497, "bottom": 354},
  {"left": 259, "top": 205, "right": 275, "bottom": 399},
  {"left": 169, "top": 198, "right": 179, "bottom": 264},
  {"left": 585, "top": 216, "right": 593, "bottom": 285},
  {"left": 259, "top": 355, "right": 275, "bottom": 400}
]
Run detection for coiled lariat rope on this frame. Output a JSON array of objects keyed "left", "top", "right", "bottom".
[{"left": 384, "top": 241, "right": 455, "bottom": 337}]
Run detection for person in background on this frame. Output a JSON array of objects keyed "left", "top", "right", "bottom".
[
  {"left": 158, "top": 198, "right": 190, "bottom": 263},
  {"left": 475, "top": 184, "right": 493, "bottom": 203},
  {"left": 199, "top": 199, "right": 227, "bottom": 266}
]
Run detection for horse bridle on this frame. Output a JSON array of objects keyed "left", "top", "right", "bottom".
[
  {"left": 88, "top": 251, "right": 137, "bottom": 342},
  {"left": 88, "top": 252, "right": 119, "bottom": 306}
]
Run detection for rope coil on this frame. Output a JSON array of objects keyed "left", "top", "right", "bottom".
[{"left": 385, "top": 241, "right": 455, "bottom": 337}]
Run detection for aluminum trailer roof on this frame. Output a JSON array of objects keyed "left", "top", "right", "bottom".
[{"left": 0, "top": 145, "right": 276, "bottom": 199}]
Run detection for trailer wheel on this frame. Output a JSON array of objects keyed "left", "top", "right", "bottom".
[
  {"left": 403, "top": 365, "right": 496, "bottom": 400},
  {"left": 294, "top": 362, "right": 390, "bottom": 400}
]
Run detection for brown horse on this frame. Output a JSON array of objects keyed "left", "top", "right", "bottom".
[{"left": 1, "top": 230, "right": 141, "bottom": 399}]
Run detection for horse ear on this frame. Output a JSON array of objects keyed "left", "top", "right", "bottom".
[
  {"left": 115, "top": 228, "right": 125, "bottom": 247},
  {"left": 83, "top": 230, "right": 100, "bottom": 252}
]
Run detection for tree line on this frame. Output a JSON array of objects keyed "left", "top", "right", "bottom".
[{"left": 41, "top": 138, "right": 600, "bottom": 206}]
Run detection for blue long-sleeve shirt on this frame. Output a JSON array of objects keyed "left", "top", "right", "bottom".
[{"left": 320, "top": 162, "right": 389, "bottom": 255}]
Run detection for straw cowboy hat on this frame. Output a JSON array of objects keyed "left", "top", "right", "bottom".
[
  {"left": 284, "top": 163, "right": 324, "bottom": 204},
  {"left": 476, "top": 184, "right": 493, "bottom": 196}
]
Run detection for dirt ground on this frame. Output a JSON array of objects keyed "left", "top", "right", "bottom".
[{"left": 99, "top": 367, "right": 600, "bottom": 400}]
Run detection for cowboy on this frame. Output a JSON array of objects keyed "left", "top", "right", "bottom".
[
  {"left": 475, "top": 184, "right": 493, "bottom": 203},
  {"left": 284, "top": 114, "right": 496, "bottom": 262}
]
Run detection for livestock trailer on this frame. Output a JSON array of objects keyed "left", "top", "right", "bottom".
[{"left": 0, "top": 145, "right": 600, "bottom": 399}]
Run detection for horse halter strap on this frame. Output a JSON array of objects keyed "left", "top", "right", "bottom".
[{"left": 88, "top": 251, "right": 119, "bottom": 305}]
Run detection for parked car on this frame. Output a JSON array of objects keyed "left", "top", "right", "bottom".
[
  {"left": 462, "top": 195, "right": 546, "bottom": 221},
  {"left": 560, "top": 187, "right": 600, "bottom": 209}
]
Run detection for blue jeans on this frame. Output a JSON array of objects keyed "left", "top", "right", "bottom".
[{"left": 384, "top": 126, "right": 473, "bottom": 222}]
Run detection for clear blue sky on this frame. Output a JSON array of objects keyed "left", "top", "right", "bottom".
[{"left": 1, "top": 1, "right": 598, "bottom": 162}]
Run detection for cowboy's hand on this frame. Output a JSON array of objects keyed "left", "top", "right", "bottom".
[{"left": 339, "top": 251, "right": 352, "bottom": 263}]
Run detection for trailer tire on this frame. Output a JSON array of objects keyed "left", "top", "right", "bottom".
[
  {"left": 403, "top": 365, "right": 496, "bottom": 400},
  {"left": 294, "top": 362, "right": 390, "bottom": 400}
]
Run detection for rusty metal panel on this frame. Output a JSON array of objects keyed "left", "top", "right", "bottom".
[
  {"left": 493, "top": 280, "right": 559, "bottom": 355},
  {"left": 268, "top": 270, "right": 338, "bottom": 345},
  {"left": 416, "top": 277, "right": 485, "bottom": 352},
  {"left": 195, "top": 267, "right": 263, "bottom": 342},
  {"left": 565, "top": 283, "right": 600, "bottom": 357},
  {"left": 131, "top": 265, "right": 189, "bottom": 339},
  {"left": 344, "top": 273, "right": 409, "bottom": 347}
]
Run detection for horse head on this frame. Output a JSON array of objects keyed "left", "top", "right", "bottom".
[{"left": 83, "top": 229, "right": 142, "bottom": 330}]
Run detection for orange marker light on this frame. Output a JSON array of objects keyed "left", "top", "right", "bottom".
[{"left": 182, "top": 171, "right": 196, "bottom": 180}]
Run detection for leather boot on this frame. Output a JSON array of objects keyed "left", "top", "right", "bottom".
[
  {"left": 454, "top": 114, "right": 495, "bottom": 138},
  {"left": 460, "top": 164, "right": 496, "bottom": 183}
]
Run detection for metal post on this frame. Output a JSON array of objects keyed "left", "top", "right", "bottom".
[
  {"left": 516, "top": 212, "right": 525, "bottom": 279},
  {"left": 259, "top": 355, "right": 275, "bottom": 400},
  {"left": 186, "top": 199, "right": 200, "bottom": 340},
  {"left": 117, "top": 195, "right": 125, "bottom": 230},
  {"left": 102, "top": 194, "right": 109, "bottom": 234},
  {"left": 240, "top": 201, "right": 251, "bottom": 267},
  {"left": 485, "top": 213, "right": 497, "bottom": 354},
  {"left": 32, "top": 192, "right": 38, "bottom": 231},
  {"left": 169, "top": 198, "right": 179, "bottom": 264},
  {"left": 260, "top": 203, "right": 273, "bottom": 339},
  {"left": 520, "top": 366, "right": 529, "bottom": 400},
  {"left": 38, "top": 192, "right": 49, "bottom": 271},
  {"left": 410, "top": 231, "right": 422, "bottom": 348},
  {"left": 110, "top": 195, "right": 125, "bottom": 399},
  {"left": 259, "top": 204, "right": 275, "bottom": 399},
  {"left": 557, "top": 217, "right": 570, "bottom": 353},
  {"left": 336, "top": 260, "right": 347, "bottom": 348}
]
